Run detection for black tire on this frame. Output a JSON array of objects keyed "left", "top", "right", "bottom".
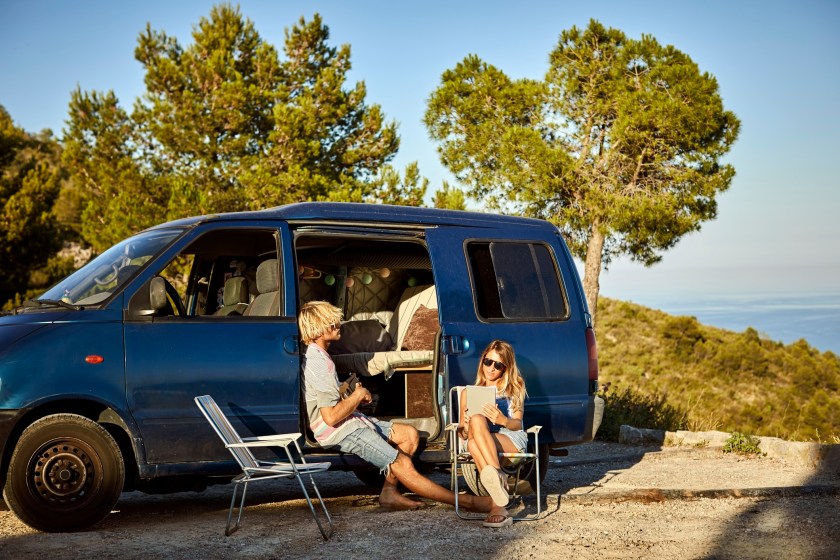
[
  {"left": 460, "top": 442, "right": 549, "bottom": 496},
  {"left": 523, "top": 443, "right": 549, "bottom": 492},
  {"left": 3, "top": 414, "right": 125, "bottom": 532},
  {"left": 460, "top": 462, "right": 487, "bottom": 496}
]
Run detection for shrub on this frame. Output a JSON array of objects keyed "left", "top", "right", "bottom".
[
  {"left": 596, "top": 385, "right": 689, "bottom": 442},
  {"left": 722, "top": 432, "right": 763, "bottom": 455}
]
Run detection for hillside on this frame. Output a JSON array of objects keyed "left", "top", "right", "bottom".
[{"left": 596, "top": 297, "right": 840, "bottom": 443}]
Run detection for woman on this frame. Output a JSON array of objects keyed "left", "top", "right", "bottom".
[{"left": 457, "top": 340, "right": 528, "bottom": 528}]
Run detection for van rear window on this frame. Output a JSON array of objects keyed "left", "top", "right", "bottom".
[{"left": 467, "top": 242, "right": 567, "bottom": 321}]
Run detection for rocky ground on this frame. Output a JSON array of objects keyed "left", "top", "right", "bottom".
[{"left": 1, "top": 441, "right": 838, "bottom": 559}]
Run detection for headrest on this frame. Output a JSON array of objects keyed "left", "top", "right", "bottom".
[
  {"left": 256, "top": 259, "right": 279, "bottom": 294},
  {"left": 223, "top": 276, "right": 249, "bottom": 306}
]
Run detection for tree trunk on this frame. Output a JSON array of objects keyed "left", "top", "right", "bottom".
[{"left": 583, "top": 225, "right": 605, "bottom": 328}]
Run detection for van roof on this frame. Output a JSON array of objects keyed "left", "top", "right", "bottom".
[{"left": 148, "top": 201, "right": 554, "bottom": 231}]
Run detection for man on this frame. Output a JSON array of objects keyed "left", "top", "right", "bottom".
[{"left": 299, "top": 300, "right": 492, "bottom": 513}]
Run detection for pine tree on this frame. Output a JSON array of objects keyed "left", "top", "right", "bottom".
[{"left": 425, "top": 20, "right": 740, "bottom": 324}]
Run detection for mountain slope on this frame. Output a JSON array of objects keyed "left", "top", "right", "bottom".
[{"left": 597, "top": 297, "right": 839, "bottom": 442}]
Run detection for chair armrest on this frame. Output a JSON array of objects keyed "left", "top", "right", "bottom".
[
  {"left": 526, "top": 425, "right": 542, "bottom": 434},
  {"left": 242, "top": 433, "right": 302, "bottom": 442},
  {"left": 229, "top": 433, "right": 300, "bottom": 448}
]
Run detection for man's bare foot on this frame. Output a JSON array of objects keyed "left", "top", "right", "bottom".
[{"left": 379, "top": 486, "right": 422, "bottom": 511}]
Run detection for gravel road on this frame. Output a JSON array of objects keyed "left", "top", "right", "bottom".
[{"left": 1, "top": 442, "right": 838, "bottom": 559}]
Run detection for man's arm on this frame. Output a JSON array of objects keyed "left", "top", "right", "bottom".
[{"left": 320, "top": 383, "right": 372, "bottom": 427}]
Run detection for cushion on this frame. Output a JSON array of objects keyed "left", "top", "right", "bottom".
[
  {"left": 400, "top": 305, "right": 440, "bottom": 351},
  {"left": 327, "top": 320, "right": 394, "bottom": 355}
]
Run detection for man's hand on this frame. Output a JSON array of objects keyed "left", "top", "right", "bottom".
[{"left": 354, "top": 382, "right": 372, "bottom": 404}]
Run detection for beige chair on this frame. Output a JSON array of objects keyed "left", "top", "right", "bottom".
[
  {"left": 214, "top": 276, "right": 250, "bottom": 316},
  {"left": 243, "top": 259, "right": 280, "bottom": 316}
]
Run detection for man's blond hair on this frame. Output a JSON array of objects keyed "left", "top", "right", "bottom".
[{"left": 298, "top": 301, "right": 343, "bottom": 345}]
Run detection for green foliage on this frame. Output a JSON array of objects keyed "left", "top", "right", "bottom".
[
  {"left": 425, "top": 20, "right": 740, "bottom": 325},
  {"left": 63, "top": 6, "right": 407, "bottom": 251},
  {"left": 0, "top": 106, "right": 67, "bottom": 306},
  {"left": 722, "top": 432, "right": 764, "bottom": 455},
  {"left": 596, "top": 384, "right": 689, "bottom": 442},
  {"left": 432, "top": 181, "right": 467, "bottom": 210},
  {"left": 598, "top": 297, "right": 840, "bottom": 443}
]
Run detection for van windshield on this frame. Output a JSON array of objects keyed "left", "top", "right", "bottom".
[{"left": 37, "top": 229, "right": 183, "bottom": 307}]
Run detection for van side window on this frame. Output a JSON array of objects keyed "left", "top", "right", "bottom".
[{"left": 467, "top": 242, "right": 567, "bottom": 320}]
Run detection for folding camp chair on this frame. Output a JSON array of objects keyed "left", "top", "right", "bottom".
[
  {"left": 445, "top": 386, "right": 543, "bottom": 521},
  {"left": 195, "top": 395, "right": 334, "bottom": 538}
]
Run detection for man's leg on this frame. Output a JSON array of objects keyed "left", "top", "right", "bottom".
[
  {"left": 388, "top": 422, "right": 419, "bottom": 456},
  {"left": 379, "top": 422, "right": 423, "bottom": 509},
  {"left": 389, "top": 453, "right": 492, "bottom": 513}
]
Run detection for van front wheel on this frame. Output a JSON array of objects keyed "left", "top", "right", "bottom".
[{"left": 3, "top": 414, "right": 125, "bottom": 532}]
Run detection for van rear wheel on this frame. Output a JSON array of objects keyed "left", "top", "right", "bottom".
[
  {"left": 3, "top": 414, "right": 125, "bottom": 532},
  {"left": 460, "top": 443, "right": 549, "bottom": 496}
]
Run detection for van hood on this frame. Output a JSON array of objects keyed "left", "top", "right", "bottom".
[{"left": 0, "top": 314, "right": 64, "bottom": 352}]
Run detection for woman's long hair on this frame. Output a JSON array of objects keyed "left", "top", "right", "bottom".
[{"left": 474, "top": 340, "right": 527, "bottom": 413}]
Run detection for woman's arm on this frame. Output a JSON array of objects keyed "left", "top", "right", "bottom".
[
  {"left": 480, "top": 402, "right": 523, "bottom": 431},
  {"left": 457, "top": 389, "right": 470, "bottom": 438}
]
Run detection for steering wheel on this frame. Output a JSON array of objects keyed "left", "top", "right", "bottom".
[
  {"left": 93, "top": 263, "right": 120, "bottom": 286},
  {"left": 162, "top": 278, "right": 186, "bottom": 317}
]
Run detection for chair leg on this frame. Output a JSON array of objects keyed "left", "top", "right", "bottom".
[
  {"left": 226, "top": 480, "right": 249, "bottom": 536},
  {"left": 286, "top": 443, "right": 334, "bottom": 540},
  {"left": 292, "top": 472, "right": 334, "bottom": 540}
]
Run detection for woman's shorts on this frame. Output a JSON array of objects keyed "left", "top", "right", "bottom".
[{"left": 465, "top": 427, "right": 528, "bottom": 454}]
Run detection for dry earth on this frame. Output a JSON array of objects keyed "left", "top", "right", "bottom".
[{"left": 1, "top": 442, "right": 838, "bottom": 559}]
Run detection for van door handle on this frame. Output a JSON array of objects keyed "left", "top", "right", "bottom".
[
  {"left": 283, "top": 336, "right": 300, "bottom": 354},
  {"left": 443, "top": 335, "right": 469, "bottom": 355}
]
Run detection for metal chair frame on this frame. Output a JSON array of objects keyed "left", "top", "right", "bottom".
[
  {"left": 446, "top": 386, "right": 543, "bottom": 521},
  {"left": 195, "top": 395, "right": 334, "bottom": 538}
]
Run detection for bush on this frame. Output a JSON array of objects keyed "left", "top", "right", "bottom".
[
  {"left": 722, "top": 432, "right": 764, "bottom": 455},
  {"left": 596, "top": 385, "right": 689, "bottom": 442}
]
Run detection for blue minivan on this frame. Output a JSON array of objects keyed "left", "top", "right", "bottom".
[{"left": 0, "top": 202, "right": 602, "bottom": 531}]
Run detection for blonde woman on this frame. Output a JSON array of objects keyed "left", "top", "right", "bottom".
[{"left": 457, "top": 340, "right": 528, "bottom": 528}]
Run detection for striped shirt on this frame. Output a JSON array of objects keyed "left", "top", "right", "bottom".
[{"left": 302, "top": 343, "right": 370, "bottom": 447}]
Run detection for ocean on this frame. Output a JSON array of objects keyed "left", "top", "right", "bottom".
[{"left": 607, "top": 291, "right": 840, "bottom": 355}]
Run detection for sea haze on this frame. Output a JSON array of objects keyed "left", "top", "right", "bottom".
[{"left": 607, "top": 291, "right": 840, "bottom": 355}]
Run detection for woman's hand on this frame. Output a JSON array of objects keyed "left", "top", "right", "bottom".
[
  {"left": 457, "top": 411, "right": 471, "bottom": 439},
  {"left": 481, "top": 402, "right": 505, "bottom": 427}
]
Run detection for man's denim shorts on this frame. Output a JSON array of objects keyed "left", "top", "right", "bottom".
[{"left": 334, "top": 418, "right": 398, "bottom": 473}]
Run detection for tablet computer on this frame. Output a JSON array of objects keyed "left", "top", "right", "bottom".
[{"left": 465, "top": 385, "right": 496, "bottom": 415}]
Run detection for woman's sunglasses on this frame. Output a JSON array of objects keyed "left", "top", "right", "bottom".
[{"left": 482, "top": 358, "right": 507, "bottom": 372}]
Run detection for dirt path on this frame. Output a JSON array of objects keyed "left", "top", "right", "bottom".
[{"left": 1, "top": 442, "right": 838, "bottom": 559}]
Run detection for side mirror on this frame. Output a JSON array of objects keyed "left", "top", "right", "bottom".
[{"left": 150, "top": 277, "right": 168, "bottom": 311}]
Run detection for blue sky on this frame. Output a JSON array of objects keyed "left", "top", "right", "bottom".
[{"left": 2, "top": 0, "right": 839, "bottom": 303}]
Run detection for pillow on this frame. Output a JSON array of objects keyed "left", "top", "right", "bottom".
[
  {"left": 400, "top": 305, "right": 440, "bottom": 351},
  {"left": 327, "top": 320, "right": 394, "bottom": 355}
]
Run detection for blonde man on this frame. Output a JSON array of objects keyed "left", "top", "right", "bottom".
[{"left": 299, "top": 301, "right": 491, "bottom": 513}]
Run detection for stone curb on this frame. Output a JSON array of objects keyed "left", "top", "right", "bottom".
[
  {"left": 559, "top": 484, "right": 840, "bottom": 504},
  {"left": 618, "top": 425, "right": 840, "bottom": 470}
]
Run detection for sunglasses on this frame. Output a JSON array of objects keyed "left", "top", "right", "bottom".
[
  {"left": 328, "top": 322, "right": 341, "bottom": 331},
  {"left": 482, "top": 358, "right": 507, "bottom": 372}
]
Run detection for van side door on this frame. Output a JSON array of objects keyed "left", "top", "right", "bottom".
[
  {"left": 425, "top": 225, "right": 592, "bottom": 445},
  {"left": 123, "top": 223, "right": 301, "bottom": 469}
]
